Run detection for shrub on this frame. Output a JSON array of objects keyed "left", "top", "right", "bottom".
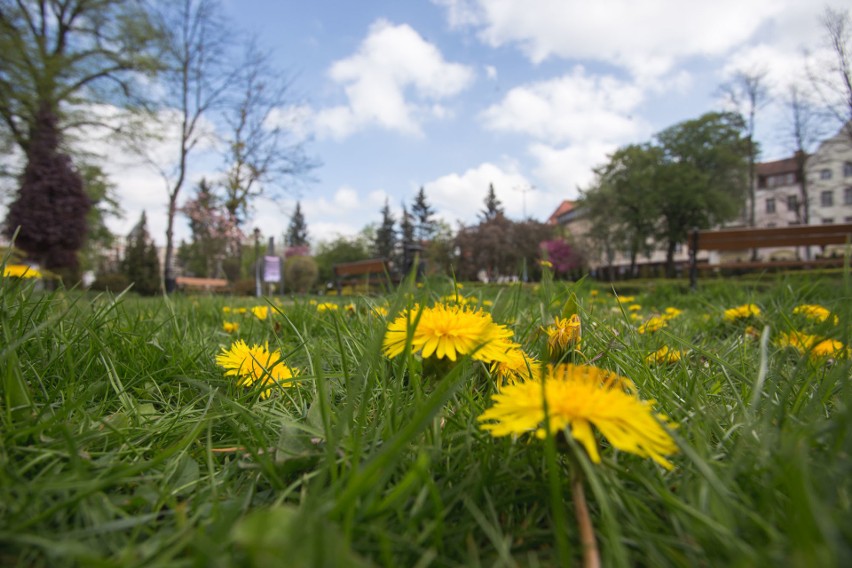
[
  {"left": 285, "top": 256, "right": 318, "bottom": 293},
  {"left": 89, "top": 272, "right": 130, "bottom": 293}
]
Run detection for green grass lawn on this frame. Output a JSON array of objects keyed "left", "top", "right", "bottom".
[{"left": 1, "top": 271, "right": 851, "bottom": 567}]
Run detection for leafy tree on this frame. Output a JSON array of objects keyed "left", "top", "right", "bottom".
[
  {"left": 121, "top": 211, "right": 160, "bottom": 295},
  {"left": 4, "top": 104, "right": 90, "bottom": 278},
  {"left": 594, "top": 144, "right": 662, "bottom": 275},
  {"left": 480, "top": 183, "right": 504, "bottom": 221},
  {"left": 78, "top": 163, "right": 121, "bottom": 274},
  {"left": 0, "top": 0, "right": 160, "bottom": 155},
  {"left": 655, "top": 111, "right": 749, "bottom": 274},
  {"left": 411, "top": 186, "right": 436, "bottom": 241},
  {"left": 454, "top": 215, "right": 552, "bottom": 281},
  {"left": 541, "top": 239, "right": 580, "bottom": 278},
  {"left": 578, "top": 181, "right": 620, "bottom": 274},
  {"left": 374, "top": 198, "right": 396, "bottom": 259},
  {"left": 313, "top": 235, "right": 372, "bottom": 284},
  {"left": 286, "top": 201, "right": 309, "bottom": 248}
]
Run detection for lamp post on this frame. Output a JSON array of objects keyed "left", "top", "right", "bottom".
[{"left": 253, "top": 228, "right": 261, "bottom": 298}]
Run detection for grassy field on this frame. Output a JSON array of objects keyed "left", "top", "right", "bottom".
[{"left": 1, "top": 269, "right": 851, "bottom": 567}]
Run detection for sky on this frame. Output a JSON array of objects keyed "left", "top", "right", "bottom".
[{"left": 93, "top": 0, "right": 844, "bottom": 247}]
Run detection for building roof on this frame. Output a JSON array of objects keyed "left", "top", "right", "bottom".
[
  {"left": 547, "top": 199, "right": 574, "bottom": 224},
  {"left": 756, "top": 156, "right": 799, "bottom": 177}
]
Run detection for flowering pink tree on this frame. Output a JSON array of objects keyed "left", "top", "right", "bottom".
[
  {"left": 180, "top": 179, "right": 244, "bottom": 277},
  {"left": 541, "top": 239, "right": 580, "bottom": 277}
]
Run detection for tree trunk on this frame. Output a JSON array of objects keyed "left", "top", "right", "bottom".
[{"left": 665, "top": 239, "right": 677, "bottom": 278}]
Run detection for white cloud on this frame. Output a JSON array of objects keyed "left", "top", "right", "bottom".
[
  {"left": 424, "top": 161, "right": 540, "bottom": 224},
  {"left": 435, "top": 0, "right": 811, "bottom": 79},
  {"left": 480, "top": 66, "right": 647, "bottom": 144},
  {"left": 484, "top": 64, "right": 497, "bottom": 79},
  {"left": 529, "top": 141, "right": 616, "bottom": 200},
  {"left": 313, "top": 19, "right": 475, "bottom": 139}
]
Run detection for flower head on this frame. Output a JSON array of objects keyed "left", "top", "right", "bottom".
[
  {"left": 724, "top": 303, "right": 761, "bottom": 322},
  {"left": 490, "top": 347, "right": 540, "bottom": 387},
  {"left": 383, "top": 303, "right": 514, "bottom": 362},
  {"left": 638, "top": 316, "right": 667, "bottom": 334},
  {"left": 645, "top": 345, "right": 684, "bottom": 365},
  {"left": 223, "top": 321, "right": 239, "bottom": 333},
  {"left": 543, "top": 314, "right": 582, "bottom": 356},
  {"left": 3, "top": 264, "right": 42, "bottom": 278},
  {"left": 478, "top": 364, "right": 678, "bottom": 469},
  {"left": 215, "top": 340, "right": 298, "bottom": 399},
  {"left": 317, "top": 302, "right": 339, "bottom": 312},
  {"left": 251, "top": 306, "right": 269, "bottom": 320},
  {"left": 793, "top": 304, "right": 837, "bottom": 325}
]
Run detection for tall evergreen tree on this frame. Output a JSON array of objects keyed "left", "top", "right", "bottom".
[
  {"left": 411, "top": 186, "right": 436, "bottom": 241},
  {"left": 122, "top": 211, "right": 161, "bottom": 295},
  {"left": 286, "top": 201, "right": 309, "bottom": 247},
  {"left": 374, "top": 198, "right": 396, "bottom": 259},
  {"left": 480, "top": 183, "right": 504, "bottom": 221},
  {"left": 399, "top": 203, "right": 416, "bottom": 272},
  {"left": 4, "top": 104, "right": 90, "bottom": 277}
]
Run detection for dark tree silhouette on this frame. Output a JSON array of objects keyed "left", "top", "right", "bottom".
[
  {"left": 411, "top": 186, "right": 436, "bottom": 241},
  {"left": 374, "top": 198, "right": 396, "bottom": 259},
  {"left": 121, "top": 211, "right": 161, "bottom": 295},
  {"left": 4, "top": 104, "right": 90, "bottom": 276},
  {"left": 286, "top": 201, "right": 309, "bottom": 247},
  {"left": 480, "top": 183, "right": 504, "bottom": 221}
]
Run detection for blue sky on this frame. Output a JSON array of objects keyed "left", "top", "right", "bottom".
[{"left": 103, "top": 0, "right": 840, "bottom": 247}]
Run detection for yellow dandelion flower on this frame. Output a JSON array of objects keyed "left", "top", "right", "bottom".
[
  {"left": 309, "top": 300, "right": 318, "bottom": 305},
  {"left": 776, "top": 331, "right": 819, "bottom": 353},
  {"left": 215, "top": 340, "right": 298, "bottom": 399},
  {"left": 251, "top": 306, "right": 269, "bottom": 320},
  {"left": 793, "top": 304, "right": 837, "bottom": 325},
  {"left": 645, "top": 345, "right": 684, "bottom": 365},
  {"left": 345, "top": 303, "right": 356, "bottom": 313},
  {"left": 539, "top": 259, "right": 553, "bottom": 268},
  {"left": 590, "top": 290, "right": 599, "bottom": 297},
  {"left": 317, "top": 302, "right": 339, "bottom": 312},
  {"left": 482, "top": 299, "right": 493, "bottom": 307},
  {"left": 383, "top": 303, "right": 514, "bottom": 362},
  {"left": 638, "top": 316, "right": 667, "bottom": 334},
  {"left": 490, "top": 348, "right": 540, "bottom": 387},
  {"left": 627, "top": 304, "right": 642, "bottom": 312},
  {"left": 223, "top": 321, "right": 239, "bottom": 333},
  {"left": 630, "top": 313, "right": 643, "bottom": 322},
  {"left": 478, "top": 364, "right": 677, "bottom": 469},
  {"left": 442, "top": 294, "right": 471, "bottom": 305},
  {"left": 663, "top": 307, "right": 683, "bottom": 319},
  {"left": 371, "top": 306, "right": 389, "bottom": 317},
  {"left": 236, "top": 307, "right": 247, "bottom": 314},
  {"left": 455, "top": 282, "right": 464, "bottom": 289},
  {"left": 3, "top": 264, "right": 42, "bottom": 278},
  {"left": 222, "top": 306, "right": 232, "bottom": 314},
  {"left": 616, "top": 295, "right": 635, "bottom": 304},
  {"left": 724, "top": 303, "right": 761, "bottom": 322},
  {"left": 543, "top": 314, "right": 582, "bottom": 355},
  {"left": 811, "top": 339, "right": 848, "bottom": 359}
]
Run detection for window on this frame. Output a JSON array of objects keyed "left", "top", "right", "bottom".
[
  {"left": 821, "top": 168, "right": 833, "bottom": 180},
  {"left": 845, "top": 162, "right": 852, "bottom": 177},
  {"left": 845, "top": 187, "right": 852, "bottom": 205},
  {"left": 787, "top": 195, "right": 798, "bottom": 211},
  {"left": 822, "top": 218, "right": 834, "bottom": 224},
  {"left": 765, "top": 198, "right": 776, "bottom": 213},
  {"left": 821, "top": 190, "right": 834, "bottom": 207}
]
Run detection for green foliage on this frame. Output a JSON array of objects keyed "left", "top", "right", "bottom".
[
  {"left": 314, "top": 235, "right": 372, "bottom": 283},
  {"left": 284, "top": 256, "right": 318, "bottom": 293},
  {"left": 120, "top": 212, "right": 161, "bottom": 295},
  {"left": 480, "top": 183, "right": 504, "bottom": 221},
  {"left": 455, "top": 214, "right": 553, "bottom": 280}
]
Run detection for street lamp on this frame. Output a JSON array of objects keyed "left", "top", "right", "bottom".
[{"left": 253, "top": 228, "right": 261, "bottom": 298}]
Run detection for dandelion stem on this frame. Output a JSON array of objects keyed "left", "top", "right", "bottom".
[{"left": 572, "top": 469, "right": 601, "bottom": 568}]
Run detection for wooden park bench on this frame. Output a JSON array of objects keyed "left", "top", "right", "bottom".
[
  {"left": 175, "top": 276, "right": 229, "bottom": 292},
  {"left": 332, "top": 258, "right": 391, "bottom": 295},
  {"left": 688, "top": 223, "right": 852, "bottom": 289}
]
